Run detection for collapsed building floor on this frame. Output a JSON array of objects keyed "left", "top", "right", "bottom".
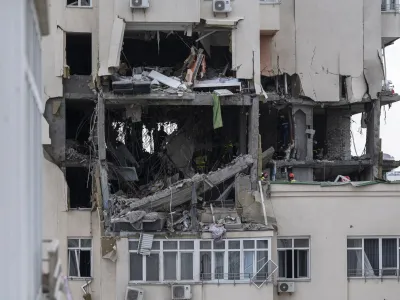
[{"left": 43, "top": 25, "right": 400, "bottom": 236}]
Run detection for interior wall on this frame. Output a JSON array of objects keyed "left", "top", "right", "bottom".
[{"left": 260, "top": 35, "right": 273, "bottom": 76}]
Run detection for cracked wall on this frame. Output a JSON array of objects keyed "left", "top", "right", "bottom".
[{"left": 268, "top": 0, "right": 383, "bottom": 102}]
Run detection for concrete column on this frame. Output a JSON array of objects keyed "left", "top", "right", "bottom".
[
  {"left": 248, "top": 96, "right": 259, "bottom": 190},
  {"left": 326, "top": 109, "right": 351, "bottom": 160},
  {"left": 292, "top": 105, "right": 314, "bottom": 161},
  {"left": 366, "top": 98, "right": 381, "bottom": 179},
  {"left": 239, "top": 106, "right": 247, "bottom": 155}
]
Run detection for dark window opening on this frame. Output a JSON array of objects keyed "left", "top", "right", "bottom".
[
  {"left": 66, "top": 32, "right": 92, "bottom": 75},
  {"left": 66, "top": 167, "right": 91, "bottom": 208},
  {"left": 339, "top": 75, "right": 348, "bottom": 99},
  {"left": 313, "top": 109, "right": 327, "bottom": 160},
  {"left": 65, "top": 100, "right": 95, "bottom": 158}
]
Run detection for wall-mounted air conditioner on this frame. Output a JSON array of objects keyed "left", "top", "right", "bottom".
[
  {"left": 171, "top": 285, "right": 192, "bottom": 300},
  {"left": 125, "top": 287, "right": 144, "bottom": 300},
  {"left": 213, "top": 0, "right": 232, "bottom": 13},
  {"left": 278, "top": 282, "right": 295, "bottom": 293},
  {"left": 130, "top": 0, "right": 150, "bottom": 9}
]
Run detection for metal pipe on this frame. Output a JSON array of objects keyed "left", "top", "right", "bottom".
[
  {"left": 284, "top": 73, "right": 288, "bottom": 95},
  {"left": 383, "top": 47, "right": 387, "bottom": 88}
]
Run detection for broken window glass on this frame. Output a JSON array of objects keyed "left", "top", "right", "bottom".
[
  {"left": 146, "top": 254, "right": 159, "bottom": 281},
  {"left": 256, "top": 251, "right": 269, "bottom": 280},
  {"left": 67, "top": 238, "right": 92, "bottom": 278},
  {"left": 164, "top": 252, "right": 177, "bottom": 280}
]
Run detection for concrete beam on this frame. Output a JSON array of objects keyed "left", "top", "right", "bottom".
[
  {"left": 103, "top": 92, "right": 252, "bottom": 106},
  {"left": 275, "top": 159, "right": 372, "bottom": 169},
  {"left": 248, "top": 96, "right": 259, "bottom": 190}
]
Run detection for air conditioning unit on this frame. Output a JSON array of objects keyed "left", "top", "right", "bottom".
[
  {"left": 278, "top": 282, "right": 295, "bottom": 293},
  {"left": 213, "top": 0, "right": 232, "bottom": 13},
  {"left": 125, "top": 287, "right": 144, "bottom": 300},
  {"left": 130, "top": 0, "right": 149, "bottom": 9},
  {"left": 171, "top": 285, "right": 192, "bottom": 300}
]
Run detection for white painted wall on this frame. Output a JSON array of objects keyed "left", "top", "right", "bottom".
[
  {"left": 270, "top": 183, "right": 400, "bottom": 300},
  {"left": 259, "top": 3, "right": 280, "bottom": 33},
  {"left": 42, "top": 0, "right": 98, "bottom": 100},
  {"left": 270, "top": 0, "right": 383, "bottom": 102}
]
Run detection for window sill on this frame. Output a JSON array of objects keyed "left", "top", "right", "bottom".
[
  {"left": 278, "top": 278, "right": 311, "bottom": 282},
  {"left": 66, "top": 5, "right": 93, "bottom": 9},
  {"left": 129, "top": 280, "right": 273, "bottom": 285},
  {"left": 68, "top": 277, "right": 93, "bottom": 281},
  {"left": 348, "top": 276, "right": 400, "bottom": 280}
]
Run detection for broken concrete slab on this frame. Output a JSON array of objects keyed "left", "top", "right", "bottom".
[
  {"left": 166, "top": 131, "right": 195, "bottom": 178},
  {"left": 262, "top": 146, "right": 275, "bottom": 169},
  {"left": 148, "top": 70, "right": 186, "bottom": 90},
  {"left": 121, "top": 155, "right": 253, "bottom": 212}
]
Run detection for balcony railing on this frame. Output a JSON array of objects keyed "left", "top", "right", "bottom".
[
  {"left": 382, "top": 3, "right": 400, "bottom": 12},
  {"left": 348, "top": 269, "right": 400, "bottom": 280}
]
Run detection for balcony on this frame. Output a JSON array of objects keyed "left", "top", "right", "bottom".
[
  {"left": 259, "top": 0, "right": 280, "bottom": 34},
  {"left": 381, "top": 2, "right": 400, "bottom": 45}
]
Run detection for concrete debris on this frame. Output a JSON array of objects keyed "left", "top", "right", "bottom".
[
  {"left": 115, "top": 167, "right": 138, "bottom": 182},
  {"left": 261, "top": 147, "right": 275, "bottom": 169},
  {"left": 148, "top": 70, "right": 187, "bottom": 90},
  {"left": 121, "top": 155, "right": 253, "bottom": 211},
  {"left": 165, "top": 131, "right": 195, "bottom": 177},
  {"left": 208, "top": 223, "right": 226, "bottom": 241}
]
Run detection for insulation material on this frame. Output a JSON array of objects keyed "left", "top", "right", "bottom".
[
  {"left": 346, "top": 75, "right": 367, "bottom": 103},
  {"left": 54, "top": 26, "right": 65, "bottom": 77},
  {"left": 363, "top": 0, "right": 384, "bottom": 99},
  {"left": 107, "top": 16, "right": 126, "bottom": 72}
]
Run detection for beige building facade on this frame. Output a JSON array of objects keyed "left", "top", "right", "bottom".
[{"left": 41, "top": 0, "right": 400, "bottom": 299}]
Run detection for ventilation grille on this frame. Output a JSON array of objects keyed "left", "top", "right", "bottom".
[
  {"left": 126, "top": 289, "right": 139, "bottom": 300},
  {"left": 131, "top": 0, "right": 143, "bottom": 6}
]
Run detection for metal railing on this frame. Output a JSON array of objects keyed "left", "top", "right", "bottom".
[
  {"left": 199, "top": 272, "right": 276, "bottom": 285},
  {"left": 381, "top": 3, "right": 400, "bottom": 12},
  {"left": 348, "top": 269, "right": 400, "bottom": 281}
]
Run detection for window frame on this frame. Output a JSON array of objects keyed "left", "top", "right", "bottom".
[
  {"left": 67, "top": 237, "right": 93, "bottom": 280},
  {"left": 347, "top": 236, "right": 400, "bottom": 279},
  {"left": 66, "top": 0, "right": 93, "bottom": 8},
  {"left": 277, "top": 237, "right": 311, "bottom": 281},
  {"left": 128, "top": 238, "right": 272, "bottom": 284}
]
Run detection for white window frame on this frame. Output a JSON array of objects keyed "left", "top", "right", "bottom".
[
  {"left": 67, "top": 238, "right": 93, "bottom": 279},
  {"left": 66, "top": 0, "right": 93, "bottom": 8},
  {"left": 128, "top": 238, "right": 271, "bottom": 284},
  {"left": 277, "top": 237, "right": 311, "bottom": 281},
  {"left": 347, "top": 237, "right": 400, "bottom": 279},
  {"left": 259, "top": 0, "right": 281, "bottom": 4}
]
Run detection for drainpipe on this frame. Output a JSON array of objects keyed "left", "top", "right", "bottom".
[{"left": 383, "top": 47, "right": 387, "bottom": 89}]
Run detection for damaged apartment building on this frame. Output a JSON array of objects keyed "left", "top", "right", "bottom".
[{"left": 41, "top": 0, "right": 400, "bottom": 300}]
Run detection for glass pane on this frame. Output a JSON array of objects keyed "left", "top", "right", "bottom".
[
  {"left": 81, "top": 0, "right": 91, "bottom": 6},
  {"left": 164, "top": 252, "right": 177, "bottom": 280},
  {"left": 243, "top": 240, "right": 255, "bottom": 249},
  {"left": 81, "top": 239, "right": 92, "bottom": 248},
  {"left": 200, "top": 252, "right": 212, "bottom": 280},
  {"left": 228, "top": 251, "right": 240, "bottom": 280},
  {"left": 152, "top": 241, "right": 160, "bottom": 250},
  {"left": 129, "top": 241, "right": 139, "bottom": 250},
  {"left": 278, "top": 251, "right": 286, "bottom": 278},
  {"left": 244, "top": 251, "right": 255, "bottom": 279},
  {"left": 146, "top": 254, "right": 159, "bottom": 281},
  {"left": 297, "top": 250, "right": 308, "bottom": 278},
  {"left": 228, "top": 241, "right": 240, "bottom": 249},
  {"left": 294, "top": 239, "right": 309, "bottom": 248},
  {"left": 257, "top": 240, "right": 269, "bottom": 249},
  {"left": 256, "top": 251, "right": 269, "bottom": 280},
  {"left": 200, "top": 241, "right": 212, "bottom": 249},
  {"left": 164, "top": 241, "right": 178, "bottom": 250},
  {"left": 364, "top": 239, "right": 379, "bottom": 276},
  {"left": 277, "top": 239, "right": 292, "bottom": 248},
  {"left": 130, "top": 253, "right": 143, "bottom": 280},
  {"left": 347, "top": 239, "right": 362, "bottom": 248},
  {"left": 214, "top": 240, "right": 225, "bottom": 249},
  {"left": 79, "top": 250, "right": 91, "bottom": 277},
  {"left": 68, "top": 239, "right": 79, "bottom": 248},
  {"left": 181, "top": 253, "right": 194, "bottom": 280},
  {"left": 180, "top": 241, "right": 194, "bottom": 250},
  {"left": 68, "top": 250, "right": 79, "bottom": 277},
  {"left": 347, "top": 249, "right": 362, "bottom": 277},
  {"left": 214, "top": 252, "right": 225, "bottom": 279},
  {"left": 382, "top": 238, "right": 397, "bottom": 276}
]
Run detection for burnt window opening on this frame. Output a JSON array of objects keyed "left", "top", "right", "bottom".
[
  {"left": 65, "top": 100, "right": 95, "bottom": 158},
  {"left": 66, "top": 32, "right": 92, "bottom": 75},
  {"left": 119, "top": 31, "right": 232, "bottom": 77},
  {"left": 66, "top": 167, "right": 92, "bottom": 209},
  {"left": 313, "top": 109, "right": 327, "bottom": 160},
  {"left": 339, "top": 75, "right": 348, "bottom": 99}
]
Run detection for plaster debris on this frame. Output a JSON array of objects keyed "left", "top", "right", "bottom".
[{"left": 208, "top": 223, "right": 226, "bottom": 241}]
